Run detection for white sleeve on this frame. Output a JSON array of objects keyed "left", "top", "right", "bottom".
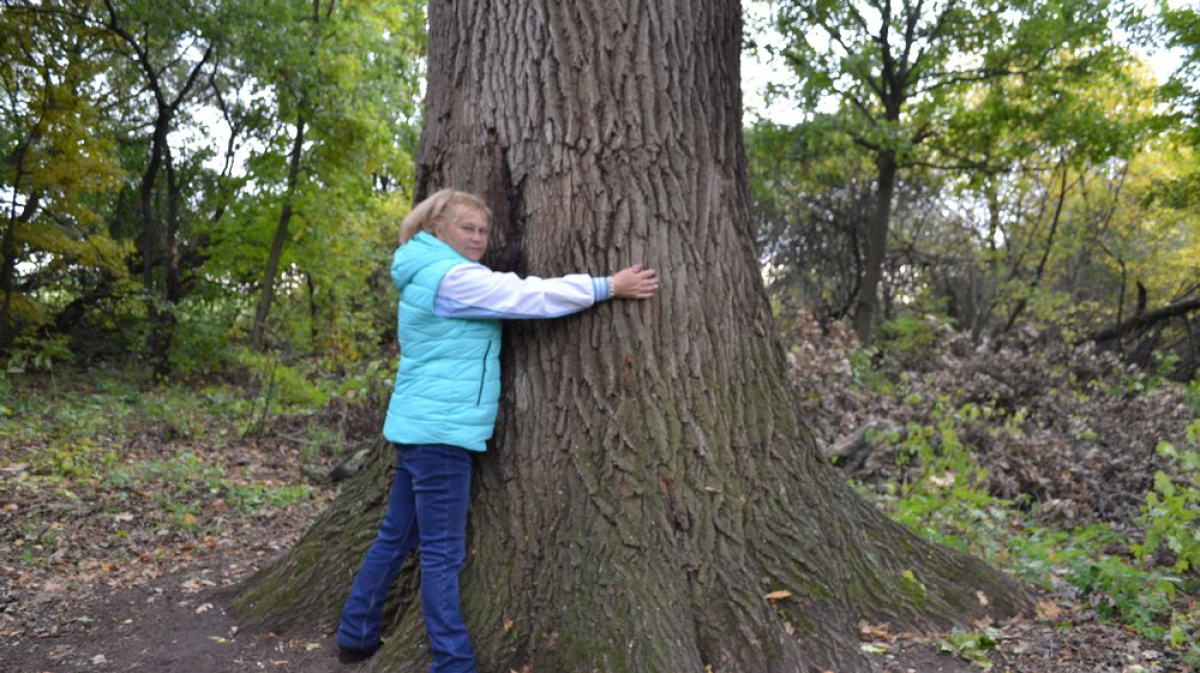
[{"left": 434, "top": 263, "right": 613, "bottom": 319}]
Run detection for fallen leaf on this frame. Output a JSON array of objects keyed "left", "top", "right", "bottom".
[
  {"left": 1035, "top": 599, "right": 1062, "bottom": 620},
  {"left": 860, "top": 643, "right": 889, "bottom": 653},
  {"left": 857, "top": 620, "right": 895, "bottom": 642},
  {"left": 305, "top": 642, "right": 321, "bottom": 651},
  {"left": 195, "top": 602, "right": 213, "bottom": 614},
  {"left": 764, "top": 590, "right": 792, "bottom": 601},
  {"left": 92, "top": 654, "right": 108, "bottom": 664},
  {"left": 976, "top": 590, "right": 990, "bottom": 607},
  {"left": 928, "top": 472, "right": 956, "bottom": 488},
  {"left": 114, "top": 512, "right": 134, "bottom": 523}
]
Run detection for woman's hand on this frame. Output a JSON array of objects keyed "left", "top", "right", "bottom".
[{"left": 612, "top": 264, "right": 659, "bottom": 300}]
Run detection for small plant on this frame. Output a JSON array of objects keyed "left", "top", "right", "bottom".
[
  {"left": 879, "top": 313, "right": 940, "bottom": 356},
  {"left": 936, "top": 627, "right": 1001, "bottom": 670},
  {"left": 1133, "top": 436, "right": 1199, "bottom": 575},
  {"left": 224, "top": 482, "right": 314, "bottom": 515},
  {"left": 848, "top": 345, "right": 889, "bottom": 393},
  {"left": 1067, "top": 554, "right": 1181, "bottom": 640}
]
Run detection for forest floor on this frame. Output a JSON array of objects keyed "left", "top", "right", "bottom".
[{"left": 2, "top": 325, "right": 1196, "bottom": 673}]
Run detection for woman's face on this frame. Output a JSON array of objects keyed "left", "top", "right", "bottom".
[{"left": 436, "top": 209, "right": 490, "bottom": 261}]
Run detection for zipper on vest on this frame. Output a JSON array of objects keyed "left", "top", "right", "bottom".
[{"left": 477, "top": 341, "right": 491, "bottom": 405}]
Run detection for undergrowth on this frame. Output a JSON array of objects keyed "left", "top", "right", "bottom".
[
  {"left": 0, "top": 356, "right": 386, "bottom": 558},
  {"left": 858, "top": 403, "right": 1200, "bottom": 669}
]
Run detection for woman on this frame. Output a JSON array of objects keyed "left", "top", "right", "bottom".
[{"left": 336, "top": 189, "right": 658, "bottom": 671}]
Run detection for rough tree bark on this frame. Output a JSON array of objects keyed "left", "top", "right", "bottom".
[{"left": 236, "top": 2, "right": 1032, "bottom": 671}]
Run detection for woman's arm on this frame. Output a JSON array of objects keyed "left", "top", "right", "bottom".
[{"left": 434, "top": 263, "right": 658, "bottom": 319}]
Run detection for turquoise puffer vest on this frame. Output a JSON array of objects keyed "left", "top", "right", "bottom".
[{"left": 382, "top": 232, "right": 502, "bottom": 451}]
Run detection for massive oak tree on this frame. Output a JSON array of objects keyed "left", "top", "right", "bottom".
[{"left": 236, "top": 1, "right": 1032, "bottom": 671}]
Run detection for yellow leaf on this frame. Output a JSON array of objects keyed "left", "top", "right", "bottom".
[{"left": 764, "top": 590, "right": 792, "bottom": 601}]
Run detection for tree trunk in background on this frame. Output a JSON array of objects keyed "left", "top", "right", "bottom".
[
  {"left": 139, "top": 115, "right": 169, "bottom": 373},
  {"left": 854, "top": 149, "right": 897, "bottom": 343},
  {"left": 237, "top": 2, "right": 1032, "bottom": 671},
  {"left": 1, "top": 135, "right": 37, "bottom": 350},
  {"left": 250, "top": 114, "right": 306, "bottom": 350}
]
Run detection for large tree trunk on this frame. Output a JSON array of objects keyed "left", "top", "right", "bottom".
[{"left": 236, "top": 2, "right": 1032, "bottom": 671}]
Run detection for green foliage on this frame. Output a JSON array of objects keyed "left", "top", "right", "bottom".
[
  {"left": 867, "top": 403, "right": 1015, "bottom": 561},
  {"left": 751, "top": 0, "right": 1200, "bottom": 362},
  {"left": 860, "top": 396, "right": 1199, "bottom": 662},
  {"left": 1133, "top": 423, "right": 1200, "bottom": 576},
  {"left": 847, "top": 346, "right": 890, "bottom": 394},
  {"left": 0, "top": 0, "right": 425, "bottom": 372},
  {"left": 224, "top": 482, "right": 314, "bottom": 515},
  {"left": 754, "top": 0, "right": 1153, "bottom": 339},
  {"left": 1069, "top": 553, "right": 1182, "bottom": 640},
  {"left": 878, "top": 313, "right": 945, "bottom": 359},
  {"left": 936, "top": 628, "right": 1001, "bottom": 670}
]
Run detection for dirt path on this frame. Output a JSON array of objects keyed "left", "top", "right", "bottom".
[
  {"left": 6, "top": 565, "right": 1177, "bottom": 673},
  {"left": 5, "top": 573, "right": 974, "bottom": 673},
  {"left": 6, "top": 579, "right": 333, "bottom": 673}
]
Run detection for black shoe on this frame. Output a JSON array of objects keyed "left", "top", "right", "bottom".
[{"left": 337, "top": 643, "right": 380, "bottom": 664}]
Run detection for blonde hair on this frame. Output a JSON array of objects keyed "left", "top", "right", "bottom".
[{"left": 399, "top": 189, "right": 492, "bottom": 245}]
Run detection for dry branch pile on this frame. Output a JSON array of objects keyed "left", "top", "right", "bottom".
[{"left": 786, "top": 311, "right": 1196, "bottom": 528}]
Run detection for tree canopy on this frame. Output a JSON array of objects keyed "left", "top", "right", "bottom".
[
  {"left": 753, "top": 0, "right": 1199, "bottom": 371},
  {"left": 1, "top": 0, "right": 424, "bottom": 372}
]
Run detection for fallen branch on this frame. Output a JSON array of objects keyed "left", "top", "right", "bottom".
[{"left": 1081, "top": 296, "right": 1200, "bottom": 345}]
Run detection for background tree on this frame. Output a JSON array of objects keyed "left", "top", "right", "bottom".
[
  {"left": 1158, "top": 3, "right": 1198, "bottom": 210},
  {"left": 209, "top": 0, "right": 424, "bottom": 356},
  {"left": 95, "top": 0, "right": 221, "bottom": 375},
  {"left": 0, "top": 0, "right": 425, "bottom": 375},
  {"left": 1, "top": 1, "right": 125, "bottom": 354},
  {"left": 236, "top": 1, "right": 1032, "bottom": 672},
  {"left": 770, "top": 0, "right": 1124, "bottom": 341}
]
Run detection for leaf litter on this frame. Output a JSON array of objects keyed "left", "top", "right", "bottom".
[{"left": 1, "top": 335, "right": 1195, "bottom": 672}]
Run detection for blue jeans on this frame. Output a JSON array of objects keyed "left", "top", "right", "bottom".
[{"left": 337, "top": 444, "right": 477, "bottom": 673}]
